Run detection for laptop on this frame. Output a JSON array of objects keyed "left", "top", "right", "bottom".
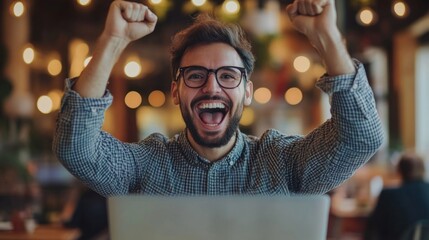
[{"left": 108, "top": 195, "right": 330, "bottom": 240}]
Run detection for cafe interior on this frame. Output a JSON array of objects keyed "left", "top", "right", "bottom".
[{"left": 0, "top": 0, "right": 429, "bottom": 239}]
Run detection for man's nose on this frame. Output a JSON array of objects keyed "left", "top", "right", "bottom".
[{"left": 202, "top": 73, "right": 222, "bottom": 93}]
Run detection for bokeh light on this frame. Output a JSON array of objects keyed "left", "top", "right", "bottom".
[
  {"left": 253, "top": 87, "right": 272, "bottom": 104},
  {"left": 148, "top": 90, "right": 166, "bottom": 108},
  {"left": 124, "top": 61, "right": 142, "bottom": 78},
  {"left": 124, "top": 91, "right": 142, "bottom": 109},
  {"left": 23, "top": 47, "right": 35, "bottom": 64},
  {"left": 223, "top": 0, "right": 240, "bottom": 14},
  {"left": 284, "top": 87, "right": 303, "bottom": 105},
  {"left": 11, "top": 1, "right": 25, "bottom": 17},
  {"left": 191, "top": 0, "right": 206, "bottom": 7},
  {"left": 47, "top": 59, "right": 62, "bottom": 76},
  {"left": 393, "top": 1, "right": 409, "bottom": 18},
  {"left": 240, "top": 107, "right": 255, "bottom": 126},
  {"left": 357, "top": 7, "right": 377, "bottom": 26},
  {"left": 37, "top": 95, "right": 53, "bottom": 114},
  {"left": 293, "top": 56, "right": 311, "bottom": 73}
]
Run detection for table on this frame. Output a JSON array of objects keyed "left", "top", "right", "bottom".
[{"left": 0, "top": 225, "right": 80, "bottom": 240}]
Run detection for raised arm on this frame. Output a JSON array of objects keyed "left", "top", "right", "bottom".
[
  {"left": 75, "top": 0, "right": 157, "bottom": 98},
  {"left": 279, "top": 0, "right": 384, "bottom": 194},
  {"left": 286, "top": 0, "right": 354, "bottom": 76}
]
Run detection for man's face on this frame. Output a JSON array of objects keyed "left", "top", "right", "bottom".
[{"left": 171, "top": 43, "right": 253, "bottom": 148}]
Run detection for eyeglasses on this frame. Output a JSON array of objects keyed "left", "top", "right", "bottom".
[{"left": 176, "top": 66, "right": 247, "bottom": 89}]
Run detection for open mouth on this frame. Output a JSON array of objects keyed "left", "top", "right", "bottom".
[{"left": 197, "top": 102, "right": 229, "bottom": 127}]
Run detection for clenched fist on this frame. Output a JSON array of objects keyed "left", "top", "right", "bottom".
[{"left": 103, "top": 0, "right": 158, "bottom": 43}]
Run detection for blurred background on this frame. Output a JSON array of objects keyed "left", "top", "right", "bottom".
[{"left": 0, "top": 0, "right": 428, "bottom": 239}]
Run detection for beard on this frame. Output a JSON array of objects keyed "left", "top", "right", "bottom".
[{"left": 180, "top": 95, "right": 243, "bottom": 148}]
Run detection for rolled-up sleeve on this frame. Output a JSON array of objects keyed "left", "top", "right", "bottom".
[{"left": 316, "top": 59, "right": 384, "bottom": 150}]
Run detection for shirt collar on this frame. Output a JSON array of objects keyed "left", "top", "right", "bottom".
[{"left": 177, "top": 129, "right": 245, "bottom": 167}]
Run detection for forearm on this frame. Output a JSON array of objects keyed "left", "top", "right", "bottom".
[
  {"left": 286, "top": 0, "right": 355, "bottom": 76},
  {"left": 74, "top": 34, "right": 128, "bottom": 98},
  {"left": 310, "top": 28, "right": 355, "bottom": 76}
]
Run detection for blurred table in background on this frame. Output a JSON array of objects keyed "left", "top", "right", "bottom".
[{"left": 0, "top": 224, "right": 79, "bottom": 240}]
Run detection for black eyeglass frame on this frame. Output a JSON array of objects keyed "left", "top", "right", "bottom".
[{"left": 175, "top": 65, "right": 247, "bottom": 89}]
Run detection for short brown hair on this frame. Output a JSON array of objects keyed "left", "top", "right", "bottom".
[
  {"left": 397, "top": 152, "right": 426, "bottom": 182},
  {"left": 170, "top": 14, "right": 255, "bottom": 81}
]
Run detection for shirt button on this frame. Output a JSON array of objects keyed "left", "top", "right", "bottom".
[
  {"left": 352, "top": 83, "right": 358, "bottom": 89},
  {"left": 229, "top": 160, "right": 234, "bottom": 166}
]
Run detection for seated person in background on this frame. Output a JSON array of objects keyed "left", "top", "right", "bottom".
[
  {"left": 364, "top": 152, "right": 429, "bottom": 240},
  {"left": 64, "top": 185, "right": 108, "bottom": 240}
]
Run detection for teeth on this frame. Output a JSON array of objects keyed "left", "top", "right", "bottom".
[{"left": 199, "top": 103, "right": 225, "bottom": 109}]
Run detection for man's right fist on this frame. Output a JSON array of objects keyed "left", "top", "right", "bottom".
[{"left": 103, "top": 0, "right": 158, "bottom": 43}]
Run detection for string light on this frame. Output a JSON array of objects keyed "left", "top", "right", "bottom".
[
  {"left": 254, "top": 87, "right": 271, "bottom": 104},
  {"left": 77, "top": 0, "right": 91, "bottom": 7},
  {"left": 124, "top": 60, "right": 142, "bottom": 78},
  {"left": 124, "top": 91, "right": 142, "bottom": 109},
  {"left": 10, "top": 1, "right": 25, "bottom": 17},
  {"left": 150, "top": 0, "right": 162, "bottom": 5},
  {"left": 284, "top": 87, "right": 303, "bottom": 106},
  {"left": 392, "top": 1, "right": 409, "bottom": 18},
  {"left": 222, "top": 0, "right": 240, "bottom": 14},
  {"left": 293, "top": 56, "right": 311, "bottom": 73},
  {"left": 148, "top": 90, "right": 166, "bottom": 108},
  {"left": 357, "top": 7, "right": 377, "bottom": 26},
  {"left": 191, "top": 0, "right": 206, "bottom": 7},
  {"left": 37, "top": 95, "right": 53, "bottom": 114},
  {"left": 23, "top": 46, "right": 35, "bottom": 64},
  {"left": 47, "top": 59, "right": 62, "bottom": 76},
  {"left": 240, "top": 107, "right": 255, "bottom": 126}
]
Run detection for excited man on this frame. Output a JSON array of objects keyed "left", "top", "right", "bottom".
[{"left": 53, "top": 0, "right": 384, "bottom": 196}]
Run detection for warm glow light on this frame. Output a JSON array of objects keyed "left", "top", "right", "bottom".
[
  {"left": 150, "top": 0, "right": 162, "bottom": 4},
  {"left": 23, "top": 47, "right": 35, "bottom": 64},
  {"left": 69, "top": 39, "right": 89, "bottom": 77},
  {"left": 254, "top": 87, "right": 272, "bottom": 104},
  {"left": 11, "top": 1, "right": 25, "bottom": 17},
  {"left": 192, "top": 0, "right": 206, "bottom": 7},
  {"left": 77, "top": 0, "right": 91, "bottom": 6},
  {"left": 84, "top": 56, "right": 92, "bottom": 67},
  {"left": 47, "top": 59, "right": 62, "bottom": 76},
  {"left": 357, "top": 8, "right": 376, "bottom": 26},
  {"left": 240, "top": 107, "right": 254, "bottom": 126},
  {"left": 223, "top": 0, "right": 240, "bottom": 14},
  {"left": 76, "top": 42, "right": 89, "bottom": 55},
  {"left": 293, "top": 56, "right": 311, "bottom": 73},
  {"left": 37, "top": 95, "right": 53, "bottom": 114},
  {"left": 148, "top": 90, "right": 166, "bottom": 108},
  {"left": 124, "top": 91, "right": 142, "bottom": 109},
  {"left": 47, "top": 90, "right": 63, "bottom": 111},
  {"left": 124, "top": 61, "right": 142, "bottom": 78},
  {"left": 393, "top": 1, "right": 408, "bottom": 18},
  {"left": 284, "top": 87, "right": 303, "bottom": 105}
]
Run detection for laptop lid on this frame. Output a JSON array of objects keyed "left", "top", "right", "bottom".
[{"left": 108, "top": 195, "right": 330, "bottom": 240}]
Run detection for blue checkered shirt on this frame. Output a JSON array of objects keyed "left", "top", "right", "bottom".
[{"left": 53, "top": 60, "right": 384, "bottom": 197}]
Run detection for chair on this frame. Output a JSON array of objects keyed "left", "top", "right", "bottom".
[{"left": 400, "top": 219, "right": 429, "bottom": 240}]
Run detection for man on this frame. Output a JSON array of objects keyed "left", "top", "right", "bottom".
[
  {"left": 53, "top": 0, "right": 384, "bottom": 196},
  {"left": 365, "top": 152, "right": 429, "bottom": 240}
]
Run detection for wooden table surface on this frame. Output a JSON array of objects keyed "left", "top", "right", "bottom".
[{"left": 0, "top": 224, "right": 80, "bottom": 240}]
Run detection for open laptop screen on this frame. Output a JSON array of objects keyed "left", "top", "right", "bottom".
[{"left": 108, "top": 195, "right": 330, "bottom": 240}]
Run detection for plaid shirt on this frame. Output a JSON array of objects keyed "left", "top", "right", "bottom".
[{"left": 53, "top": 60, "right": 384, "bottom": 197}]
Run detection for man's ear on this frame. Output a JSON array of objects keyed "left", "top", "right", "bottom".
[
  {"left": 171, "top": 81, "right": 179, "bottom": 105},
  {"left": 244, "top": 81, "right": 253, "bottom": 106}
]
